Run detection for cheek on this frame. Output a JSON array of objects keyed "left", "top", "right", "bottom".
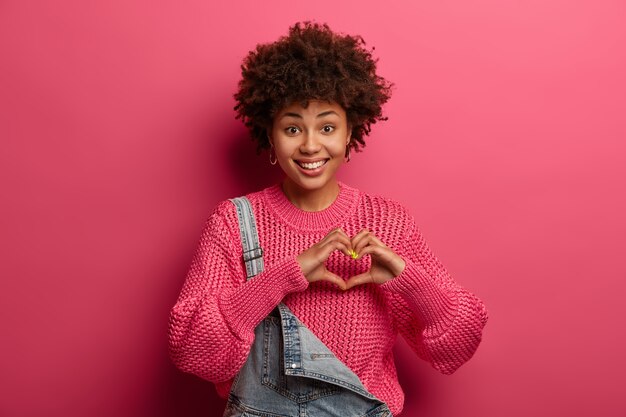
[
  {"left": 330, "top": 140, "right": 348, "bottom": 156},
  {"left": 274, "top": 143, "right": 295, "bottom": 161},
  {"left": 273, "top": 147, "right": 287, "bottom": 160}
]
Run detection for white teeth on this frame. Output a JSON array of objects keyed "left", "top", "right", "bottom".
[{"left": 298, "top": 160, "right": 326, "bottom": 169}]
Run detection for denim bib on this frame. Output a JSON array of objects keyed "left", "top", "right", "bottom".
[{"left": 224, "top": 196, "right": 393, "bottom": 417}]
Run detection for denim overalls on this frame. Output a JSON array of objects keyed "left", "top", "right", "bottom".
[{"left": 224, "top": 197, "right": 393, "bottom": 417}]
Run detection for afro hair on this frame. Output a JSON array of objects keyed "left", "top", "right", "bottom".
[{"left": 233, "top": 21, "right": 393, "bottom": 154}]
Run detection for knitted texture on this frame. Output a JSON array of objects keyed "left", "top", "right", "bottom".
[{"left": 167, "top": 181, "right": 488, "bottom": 416}]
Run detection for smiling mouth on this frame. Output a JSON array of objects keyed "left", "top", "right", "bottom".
[{"left": 295, "top": 159, "right": 329, "bottom": 170}]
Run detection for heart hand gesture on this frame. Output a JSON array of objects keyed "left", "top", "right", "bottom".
[
  {"left": 296, "top": 228, "right": 406, "bottom": 291},
  {"left": 296, "top": 227, "right": 353, "bottom": 290},
  {"left": 344, "top": 229, "right": 406, "bottom": 289}
]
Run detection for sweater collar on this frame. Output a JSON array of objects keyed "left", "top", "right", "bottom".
[{"left": 263, "top": 180, "right": 361, "bottom": 232}]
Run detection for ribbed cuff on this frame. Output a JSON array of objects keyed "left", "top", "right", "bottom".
[
  {"left": 217, "top": 256, "right": 309, "bottom": 342},
  {"left": 380, "top": 260, "right": 459, "bottom": 338}
]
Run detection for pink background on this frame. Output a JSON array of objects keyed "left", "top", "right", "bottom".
[{"left": 1, "top": 1, "right": 625, "bottom": 416}]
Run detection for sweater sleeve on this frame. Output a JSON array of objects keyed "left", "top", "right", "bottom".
[
  {"left": 167, "top": 201, "right": 309, "bottom": 383},
  {"left": 380, "top": 215, "right": 488, "bottom": 375}
]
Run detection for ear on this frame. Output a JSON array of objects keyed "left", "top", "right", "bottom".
[{"left": 266, "top": 128, "right": 273, "bottom": 147}]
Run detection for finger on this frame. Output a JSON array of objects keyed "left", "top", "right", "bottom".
[
  {"left": 337, "top": 229, "right": 354, "bottom": 251},
  {"left": 353, "top": 231, "right": 388, "bottom": 255},
  {"left": 333, "top": 227, "right": 351, "bottom": 240},
  {"left": 326, "top": 227, "right": 349, "bottom": 239},
  {"left": 345, "top": 271, "right": 373, "bottom": 290},
  {"left": 353, "top": 235, "right": 381, "bottom": 257},
  {"left": 321, "top": 233, "right": 353, "bottom": 253},
  {"left": 359, "top": 246, "right": 406, "bottom": 279},
  {"left": 350, "top": 229, "right": 370, "bottom": 249},
  {"left": 367, "top": 233, "right": 388, "bottom": 248},
  {"left": 319, "top": 239, "right": 352, "bottom": 259},
  {"left": 357, "top": 244, "right": 390, "bottom": 260},
  {"left": 318, "top": 227, "right": 341, "bottom": 244},
  {"left": 323, "top": 270, "right": 347, "bottom": 291}
]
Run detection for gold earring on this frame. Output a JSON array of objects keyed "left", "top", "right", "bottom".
[
  {"left": 269, "top": 145, "right": 277, "bottom": 165},
  {"left": 267, "top": 132, "right": 278, "bottom": 165}
]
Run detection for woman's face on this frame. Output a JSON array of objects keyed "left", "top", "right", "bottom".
[{"left": 270, "top": 99, "right": 351, "bottom": 197}]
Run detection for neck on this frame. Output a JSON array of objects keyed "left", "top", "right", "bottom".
[{"left": 281, "top": 178, "right": 340, "bottom": 212}]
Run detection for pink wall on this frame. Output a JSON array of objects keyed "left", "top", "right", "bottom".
[{"left": 1, "top": 1, "right": 625, "bottom": 416}]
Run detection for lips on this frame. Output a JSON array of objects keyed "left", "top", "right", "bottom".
[
  {"left": 293, "top": 158, "right": 330, "bottom": 177},
  {"left": 295, "top": 159, "right": 329, "bottom": 170}
]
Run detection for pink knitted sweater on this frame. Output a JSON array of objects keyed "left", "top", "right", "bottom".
[{"left": 167, "top": 181, "right": 488, "bottom": 415}]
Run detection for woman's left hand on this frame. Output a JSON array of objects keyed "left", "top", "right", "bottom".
[{"left": 344, "top": 229, "right": 406, "bottom": 290}]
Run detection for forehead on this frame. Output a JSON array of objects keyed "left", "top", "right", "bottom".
[{"left": 277, "top": 99, "right": 346, "bottom": 118}]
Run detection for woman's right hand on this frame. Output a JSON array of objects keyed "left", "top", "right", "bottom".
[{"left": 296, "top": 227, "right": 352, "bottom": 291}]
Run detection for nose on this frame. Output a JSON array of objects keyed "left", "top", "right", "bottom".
[{"left": 299, "top": 131, "right": 322, "bottom": 154}]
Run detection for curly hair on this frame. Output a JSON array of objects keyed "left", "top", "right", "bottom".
[{"left": 234, "top": 21, "right": 393, "bottom": 154}]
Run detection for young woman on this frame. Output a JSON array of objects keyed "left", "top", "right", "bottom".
[{"left": 168, "top": 22, "right": 488, "bottom": 417}]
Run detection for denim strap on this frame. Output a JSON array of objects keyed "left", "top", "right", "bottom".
[{"left": 229, "top": 196, "right": 264, "bottom": 279}]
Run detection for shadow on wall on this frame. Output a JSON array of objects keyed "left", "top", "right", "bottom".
[
  {"left": 160, "top": 130, "right": 281, "bottom": 417},
  {"left": 227, "top": 129, "right": 284, "bottom": 195},
  {"left": 161, "top": 363, "right": 226, "bottom": 416}
]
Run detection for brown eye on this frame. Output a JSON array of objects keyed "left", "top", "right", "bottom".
[
  {"left": 285, "top": 126, "right": 300, "bottom": 135},
  {"left": 322, "top": 125, "right": 335, "bottom": 133}
]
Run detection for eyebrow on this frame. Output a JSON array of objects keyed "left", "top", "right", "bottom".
[{"left": 280, "top": 110, "right": 339, "bottom": 119}]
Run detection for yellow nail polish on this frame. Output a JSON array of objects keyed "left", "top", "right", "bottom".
[{"left": 349, "top": 249, "right": 358, "bottom": 259}]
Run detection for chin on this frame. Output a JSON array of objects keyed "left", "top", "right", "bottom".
[
  {"left": 295, "top": 178, "right": 328, "bottom": 190},
  {"left": 285, "top": 175, "right": 329, "bottom": 191}
]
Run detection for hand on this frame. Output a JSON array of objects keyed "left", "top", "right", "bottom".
[
  {"left": 296, "top": 228, "right": 406, "bottom": 291},
  {"left": 296, "top": 227, "right": 352, "bottom": 291},
  {"left": 344, "top": 229, "right": 406, "bottom": 290}
]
